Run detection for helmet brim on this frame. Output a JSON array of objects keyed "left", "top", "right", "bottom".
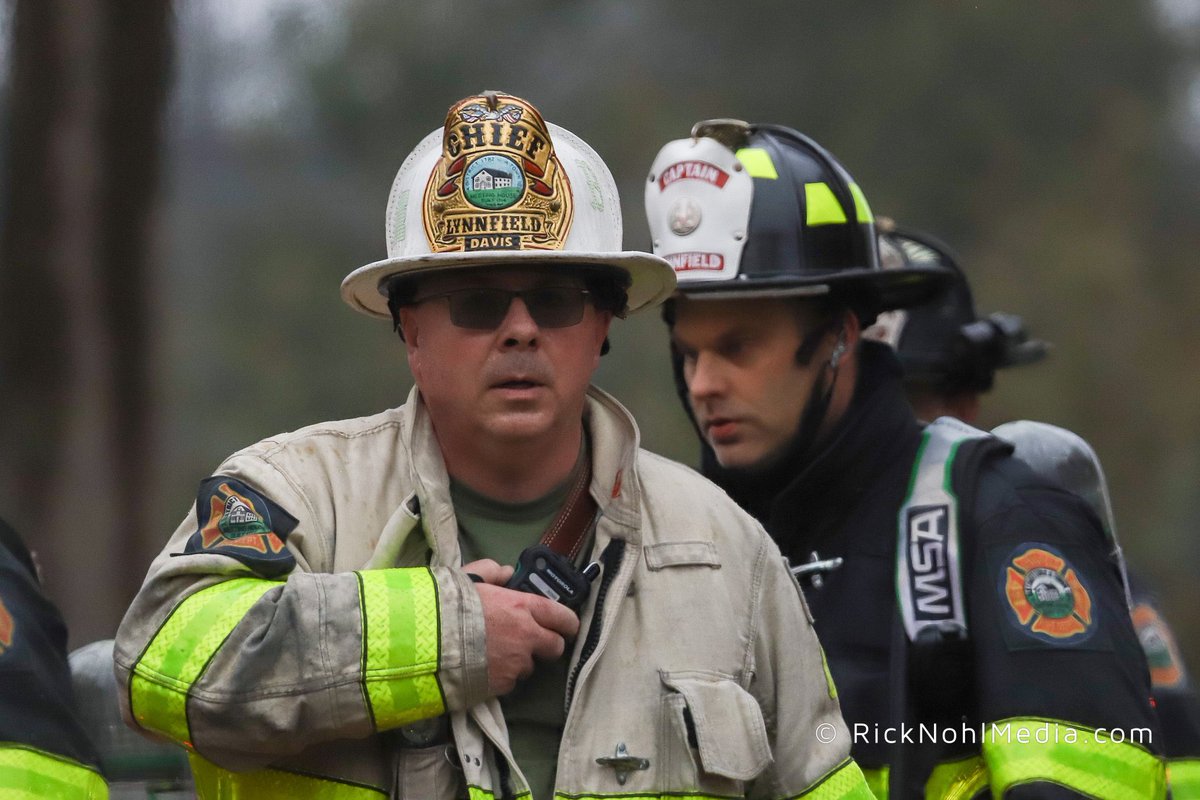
[
  {"left": 675, "top": 264, "right": 953, "bottom": 311},
  {"left": 341, "top": 249, "right": 677, "bottom": 319}
]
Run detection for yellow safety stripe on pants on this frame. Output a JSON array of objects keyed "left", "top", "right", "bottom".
[
  {"left": 356, "top": 568, "right": 445, "bottom": 729},
  {"left": 982, "top": 717, "right": 1166, "bottom": 799},
  {"left": 804, "top": 183, "right": 848, "bottom": 227},
  {"left": 1168, "top": 758, "right": 1200, "bottom": 797},
  {"left": 189, "top": 753, "right": 385, "bottom": 799},
  {"left": 924, "top": 754, "right": 987, "bottom": 800},
  {"left": 129, "top": 578, "right": 280, "bottom": 746},
  {"left": 0, "top": 743, "right": 108, "bottom": 799}
]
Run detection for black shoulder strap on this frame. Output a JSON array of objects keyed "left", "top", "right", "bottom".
[{"left": 888, "top": 418, "right": 1011, "bottom": 798}]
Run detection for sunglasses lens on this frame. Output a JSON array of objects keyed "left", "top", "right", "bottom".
[
  {"left": 526, "top": 287, "right": 586, "bottom": 328},
  {"left": 447, "top": 289, "right": 511, "bottom": 329},
  {"left": 441, "top": 287, "right": 588, "bottom": 329}
]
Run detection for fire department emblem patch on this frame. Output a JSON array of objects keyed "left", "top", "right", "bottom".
[
  {"left": 182, "top": 476, "right": 298, "bottom": 578},
  {"left": 0, "top": 596, "right": 13, "bottom": 656},
  {"left": 423, "top": 92, "right": 573, "bottom": 252},
  {"left": 1132, "top": 603, "right": 1188, "bottom": 689},
  {"left": 1002, "top": 544, "right": 1095, "bottom": 644}
]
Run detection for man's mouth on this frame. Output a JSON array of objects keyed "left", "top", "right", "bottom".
[
  {"left": 494, "top": 378, "right": 543, "bottom": 390},
  {"left": 705, "top": 417, "right": 740, "bottom": 441}
]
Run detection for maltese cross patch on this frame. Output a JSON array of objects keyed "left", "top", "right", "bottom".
[
  {"left": 1001, "top": 544, "right": 1096, "bottom": 646},
  {"left": 181, "top": 476, "right": 298, "bottom": 578}
]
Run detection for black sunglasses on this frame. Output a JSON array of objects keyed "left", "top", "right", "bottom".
[{"left": 412, "top": 286, "right": 592, "bottom": 330}]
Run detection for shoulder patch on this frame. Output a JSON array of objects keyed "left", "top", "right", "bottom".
[
  {"left": 998, "top": 543, "right": 1099, "bottom": 647},
  {"left": 1132, "top": 603, "right": 1188, "bottom": 689},
  {"left": 181, "top": 476, "right": 298, "bottom": 578},
  {"left": 0, "top": 595, "right": 13, "bottom": 655}
]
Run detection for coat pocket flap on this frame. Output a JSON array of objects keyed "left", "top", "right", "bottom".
[
  {"left": 660, "top": 671, "right": 771, "bottom": 781},
  {"left": 643, "top": 541, "right": 721, "bottom": 571}
]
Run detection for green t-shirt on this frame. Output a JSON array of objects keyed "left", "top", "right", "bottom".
[{"left": 452, "top": 442, "right": 589, "bottom": 800}]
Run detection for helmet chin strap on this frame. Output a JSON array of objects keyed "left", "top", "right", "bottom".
[{"left": 789, "top": 322, "right": 848, "bottom": 464}]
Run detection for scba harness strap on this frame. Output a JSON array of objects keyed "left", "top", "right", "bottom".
[
  {"left": 895, "top": 416, "right": 991, "bottom": 643},
  {"left": 889, "top": 417, "right": 995, "bottom": 799}
]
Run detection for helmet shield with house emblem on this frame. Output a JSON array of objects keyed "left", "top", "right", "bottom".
[
  {"left": 423, "top": 93, "right": 573, "bottom": 253},
  {"left": 341, "top": 91, "right": 676, "bottom": 320}
]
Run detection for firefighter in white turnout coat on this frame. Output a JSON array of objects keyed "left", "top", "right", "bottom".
[{"left": 114, "top": 92, "right": 872, "bottom": 800}]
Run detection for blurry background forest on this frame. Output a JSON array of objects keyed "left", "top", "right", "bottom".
[{"left": 1, "top": 0, "right": 1198, "bottom": 669}]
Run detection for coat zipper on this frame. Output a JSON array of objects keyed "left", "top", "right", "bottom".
[{"left": 563, "top": 538, "right": 625, "bottom": 715}]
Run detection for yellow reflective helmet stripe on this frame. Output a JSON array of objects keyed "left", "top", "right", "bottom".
[
  {"left": 129, "top": 578, "right": 280, "bottom": 745},
  {"left": 805, "top": 183, "right": 848, "bottom": 226},
  {"left": 732, "top": 144, "right": 873, "bottom": 227},
  {"left": 356, "top": 568, "right": 445, "bottom": 729},
  {"left": 924, "top": 754, "right": 987, "bottom": 800},
  {"left": 804, "top": 182, "right": 873, "bottom": 227},
  {"left": 735, "top": 147, "right": 778, "bottom": 179},
  {"left": 849, "top": 182, "right": 874, "bottom": 223},
  {"left": 983, "top": 718, "right": 1166, "bottom": 799},
  {"left": 1168, "top": 758, "right": 1200, "bottom": 797},
  {"left": 190, "top": 754, "right": 384, "bottom": 798},
  {"left": 0, "top": 744, "right": 108, "bottom": 799}
]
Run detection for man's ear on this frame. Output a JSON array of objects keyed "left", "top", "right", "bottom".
[
  {"left": 397, "top": 307, "right": 419, "bottom": 350},
  {"left": 841, "top": 308, "right": 862, "bottom": 349},
  {"left": 593, "top": 310, "right": 613, "bottom": 360}
]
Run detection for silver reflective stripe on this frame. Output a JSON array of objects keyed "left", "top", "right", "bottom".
[{"left": 896, "top": 417, "right": 990, "bottom": 641}]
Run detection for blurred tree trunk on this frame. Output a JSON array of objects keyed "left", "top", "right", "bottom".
[{"left": 0, "top": 0, "right": 172, "bottom": 645}]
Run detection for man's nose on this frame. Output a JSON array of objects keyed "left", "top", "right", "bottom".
[
  {"left": 687, "top": 352, "right": 725, "bottom": 400},
  {"left": 499, "top": 296, "right": 540, "bottom": 348}
]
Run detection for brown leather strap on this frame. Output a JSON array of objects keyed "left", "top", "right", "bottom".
[{"left": 539, "top": 455, "right": 598, "bottom": 561}]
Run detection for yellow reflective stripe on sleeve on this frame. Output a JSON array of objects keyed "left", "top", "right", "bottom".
[
  {"left": 848, "top": 183, "right": 873, "bottom": 223},
  {"left": 819, "top": 645, "right": 838, "bottom": 700},
  {"left": 190, "top": 753, "right": 384, "bottom": 798},
  {"left": 0, "top": 744, "right": 108, "bottom": 799},
  {"left": 798, "top": 757, "right": 875, "bottom": 798},
  {"left": 1169, "top": 758, "right": 1200, "bottom": 797},
  {"left": 983, "top": 718, "right": 1166, "bottom": 799},
  {"left": 551, "top": 797, "right": 723, "bottom": 800},
  {"left": 357, "top": 568, "right": 445, "bottom": 729},
  {"left": 129, "top": 578, "right": 279, "bottom": 746},
  {"left": 804, "top": 183, "right": 848, "bottom": 226},
  {"left": 476, "top": 788, "right": 529, "bottom": 800},
  {"left": 862, "top": 766, "right": 887, "bottom": 798},
  {"left": 924, "top": 754, "right": 987, "bottom": 800},
  {"left": 736, "top": 147, "right": 779, "bottom": 179}
]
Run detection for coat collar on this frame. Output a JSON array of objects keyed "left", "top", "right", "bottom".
[{"left": 400, "top": 384, "right": 645, "bottom": 564}]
